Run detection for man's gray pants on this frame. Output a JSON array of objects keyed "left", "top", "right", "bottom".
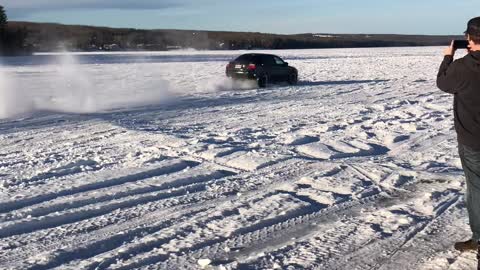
[{"left": 459, "top": 143, "right": 480, "bottom": 241}]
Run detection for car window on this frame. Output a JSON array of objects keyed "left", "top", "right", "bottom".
[
  {"left": 273, "top": 56, "right": 285, "bottom": 65},
  {"left": 261, "top": 55, "right": 275, "bottom": 66},
  {"left": 252, "top": 55, "right": 262, "bottom": 64},
  {"left": 235, "top": 54, "right": 254, "bottom": 62}
]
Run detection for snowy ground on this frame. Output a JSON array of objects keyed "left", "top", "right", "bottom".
[{"left": 0, "top": 47, "right": 476, "bottom": 269}]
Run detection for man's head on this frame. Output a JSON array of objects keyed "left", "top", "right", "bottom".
[{"left": 465, "top": 17, "right": 480, "bottom": 45}]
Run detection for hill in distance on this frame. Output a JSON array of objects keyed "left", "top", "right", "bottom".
[{"left": 9, "top": 21, "right": 461, "bottom": 52}]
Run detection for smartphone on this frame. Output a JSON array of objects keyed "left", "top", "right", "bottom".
[{"left": 453, "top": 40, "right": 469, "bottom": 50}]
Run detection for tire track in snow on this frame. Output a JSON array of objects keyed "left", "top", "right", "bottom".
[
  {"left": 2, "top": 168, "right": 235, "bottom": 222},
  {"left": 386, "top": 130, "right": 450, "bottom": 161},
  {"left": 0, "top": 197, "right": 214, "bottom": 269},
  {"left": 79, "top": 194, "right": 288, "bottom": 270},
  {"left": 318, "top": 192, "right": 461, "bottom": 270},
  {"left": 376, "top": 202, "right": 469, "bottom": 270},
  {"left": 0, "top": 173, "right": 242, "bottom": 269},
  {"left": 16, "top": 160, "right": 314, "bottom": 268},
  {"left": 207, "top": 176, "right": 461, "bottom": 270},
  {"left": 8, "top": 189, "right": 282, "bottom": 270},
  {"left": 0, "top": 159, "right": 199, "bottom": 214},
  {"left": 0, "top": 163, "right": 235, "bottom": 239},
  {"left": 121, "top": 192, "right": 387, "bottom": 270},
  {"left": 0, "top": 159, "right": 309, "bottom": 268},
  {"left": 1, "top": 123, "right": 171, "bottom": 189},
  {"left": 131, "top": 161, "right": 391, "bottom": 268},
  {"left": 0, "top": 168, "right": 237, "bottom": 235}
]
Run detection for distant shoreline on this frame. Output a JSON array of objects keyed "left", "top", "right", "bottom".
[
  {"left": 27, "top": 45, "right": 446, "bottom": 56},
  {"left": 7, "top": 21, "right": 462, "bottom": 54}
]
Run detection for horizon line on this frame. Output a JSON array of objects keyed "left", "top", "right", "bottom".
[{"left": 9, "top": 20, "right": 463, "bottom": 37}]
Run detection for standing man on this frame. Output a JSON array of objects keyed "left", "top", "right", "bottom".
[{"left": 437, "top": 17, "right": 480, "bottom": 253}]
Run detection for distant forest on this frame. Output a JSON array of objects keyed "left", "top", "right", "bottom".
[
  {"left": 0, "top": 6, "right": 32, "bottom": 56},
  {"left": 0, "top": 6, "right": 462, "bottom": 55}
]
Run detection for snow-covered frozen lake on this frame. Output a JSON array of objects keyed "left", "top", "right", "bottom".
[{"left": 0, "top": 47, "right": 475, "bottom": 269}]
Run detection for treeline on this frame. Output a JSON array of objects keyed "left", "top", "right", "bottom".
[
  {"left": 0, "top": 6, "right": 32, "bottom": 56},
  {"left": 5, "top": 20, "right": 461, "bottom": 53}
]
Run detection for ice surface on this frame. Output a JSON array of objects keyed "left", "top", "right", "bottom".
[{"left": 0, "top": 47, "right": 472, "bottom": 269}]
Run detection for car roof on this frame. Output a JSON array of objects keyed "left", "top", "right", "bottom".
[{"left": 238, "top": 53, "right": 278, "bottom": 57}]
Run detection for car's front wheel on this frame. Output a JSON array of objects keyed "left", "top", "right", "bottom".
[{"left": 287, "top": 73, "right": 298, "bottom": 85}]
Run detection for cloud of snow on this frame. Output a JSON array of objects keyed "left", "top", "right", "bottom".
[
  {"left": 0, "top": 53, "right": 172, "bottom": 120},
  {"left": 206, "top": 77, "right": 258, "bottom": 92},
  {"left": 0, "top": 51, "right": 262, "bottom": 120},
  {"left": 33, "top": 53, "right": 172, "bottom": 114},
  {"left": 0, "top": 65, "right": 34, "bottom": 119},
  {"left": 37, "top": 53, "right": 97, "bottom": 113}
]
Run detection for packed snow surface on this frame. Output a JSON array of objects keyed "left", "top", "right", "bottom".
[{"left": 0, "top": 47, "right": 475, "bottom": 269}]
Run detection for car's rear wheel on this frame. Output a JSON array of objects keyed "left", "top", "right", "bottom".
[
  {"left": 257, "top": 74, "right": 268, "bottom": 88},
  {"left": 288, "top": 73, "right": 298, "bottom": 85}
]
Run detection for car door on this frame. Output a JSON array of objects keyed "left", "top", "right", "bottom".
[
  {"left": 258, "top": 55, "right": 276, "bottom": 80},
  {"left": 264, "top": 55, "right": 287, "bottom": 81},
  {"left": 272, "top": 56, "right": 290, "bottom": 80}
]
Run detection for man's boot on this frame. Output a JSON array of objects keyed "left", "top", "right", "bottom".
[
  {"left": 477, "top": 241, "right": 480, "bottom": 270},
  {"left": 455, "top": 239, "right": 478, "bottom": 251}
]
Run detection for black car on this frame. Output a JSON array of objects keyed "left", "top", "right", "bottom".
[{"left": 226, "top": 53, "right": 298, "bottom": 88}]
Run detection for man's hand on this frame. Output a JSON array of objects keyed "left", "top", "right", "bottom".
[{"left": 444, "top": 40, "right": 455, "bottom": 56}]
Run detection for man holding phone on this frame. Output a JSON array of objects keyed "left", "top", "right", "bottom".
[{"left": 437, "top": 17, "right": 480, "bottom": 253}]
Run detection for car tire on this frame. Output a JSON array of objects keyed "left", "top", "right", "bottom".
[
  {"left": 257, "top": 74, "right": 268, "bottom": 88},
  {"left": 287, "top": 73, "right": 298, "bottom": 85}
]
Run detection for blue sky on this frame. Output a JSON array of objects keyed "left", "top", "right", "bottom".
[{"left": 3, "top": 0, "right": 480, "bottom": 35}]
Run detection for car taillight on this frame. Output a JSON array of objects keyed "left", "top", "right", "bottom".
[
  {"left": 226, "top": 63, "right": 233, "bottom": 69},
  {"left": 247, "top": 64, "right": 256, "bottom": 71}
]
